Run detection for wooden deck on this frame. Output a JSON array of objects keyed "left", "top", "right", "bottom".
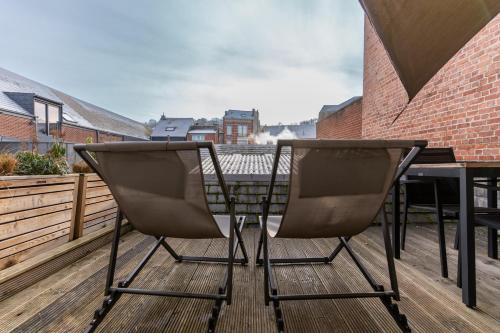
[{"left": 0, "top": 224, "right": 498, "bottom": 333}]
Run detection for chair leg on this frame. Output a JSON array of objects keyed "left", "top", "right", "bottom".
[
  {"left": 433, "top": 181, "right": 448, "bottom": 278},
  {"left": 402, "top": 192, "right": 409, "bottom": 251},
  {"left": 487, "top": 228, "right": 498, "bottom": 259},
  {"left": 457, "top": 245, "right": 462, "bottom": 288},
  {"left": 453, "top": 223, "right": 460, "bottom": 250},
  {"left": 256, "top": 227, "right": 264, "bottom": 265},
  {"left": 234, "top": 217, "right": 249, "bottom": 264}
]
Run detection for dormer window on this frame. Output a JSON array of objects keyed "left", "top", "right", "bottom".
[
  {"left": 34, "top": 98, "right": 62, "bottom": 137},
  {"left": 165, "top": 127, "right": 176, "bottom": 131}
]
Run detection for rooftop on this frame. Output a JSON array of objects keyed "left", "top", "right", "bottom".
[
  {"left": 224, "top": 109, "right": 259, "bottom": 120},
  {"left": 262, "top": 123, "right": 316, "bottom": 139},
  {"left": 319, "top": 96, "right": 362, "bottom": 120},
  {"left": 151, "top": 117, "right": 194, "bottom": 138},
  {"left": 0, "top": 67, "right": 149, "bottom": 140}
]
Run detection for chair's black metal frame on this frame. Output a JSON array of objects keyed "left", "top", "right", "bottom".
[
  {"left": 400, "top": 147, "right": 457, "bottom": 278},
  {"left": 256, "top": 140, "right": 427, "bottom": 333},
  {"left": 75, "top": 142, "right": 249, "bottom": 333}
]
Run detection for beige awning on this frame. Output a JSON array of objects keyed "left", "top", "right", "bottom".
[{"left": 360, "top": 0, "right": 500, "bottom": 101}]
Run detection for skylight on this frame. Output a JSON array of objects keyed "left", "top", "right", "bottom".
[{"left": 62, "top": 112, "right": 76, "bottom": 122}]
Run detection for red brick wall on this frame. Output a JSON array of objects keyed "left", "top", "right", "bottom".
[
  {"left": 362, "top": 15, "right": 500, "bottom": 160},
  {"left": 61, "top": 125, "right": 97, "bottom": 143},
  {"left": 316, "top": 99, "right": 362, "bottom": 139},
  {"left": 62, "top": 125, "right": 122, "bottom": 143},
  {"left": 223, "top": 119, "right": 255, "bottom": 144},
  {"left": 187, "top": 133, "right": 218, "bottom": 143},
  {"left": 98, "top": 132, "right": 123, "bottom": 142},
  {"left": 0, "top": 113, "right": 35, "bottom": 140}
]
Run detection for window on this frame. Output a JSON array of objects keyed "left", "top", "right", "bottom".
[
  {"left": 191, "top": 134, "right": 205, "bottom": 141},
  {"left": 238, "top": 125, "right": 247, "bottom": 137},
  {"left": 226, "top": 125, "right": 232, "bottom": 135},
  {"left": 48, "top": 105, "right": 59, "bottom": 135},
  {"left": 34, "top": 99, "right": 61, "bottom": 136},
  {"left": 165, "top": 127, "right": 176, "bottom": 131}
]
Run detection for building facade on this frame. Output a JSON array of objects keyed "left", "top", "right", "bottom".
[
  {"left": 187, "top": 125, "right": 219, "bottom": 143},
  {"left": 362, "top": 15, "right": 499, "bottom": 160},
  {"left": 222, "top": 109, "right": 260, "bottom": 144},
  {"left": 316, "top": 97, "right": 362, "bottom": 139},
  {"left": 0, "top": 67, "right": 148, "bottom": 143}
]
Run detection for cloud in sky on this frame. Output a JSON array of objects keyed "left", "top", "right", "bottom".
[{"left": 0, "top": 0, "right": 364, "bottom": 124}]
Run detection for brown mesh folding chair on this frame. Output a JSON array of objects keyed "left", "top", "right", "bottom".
[
  {"left": 75, "top": 141, "right": 248, "bottom": 333},
  {"left": 256, "top": 139, "right": 427, "bottom": 333}
]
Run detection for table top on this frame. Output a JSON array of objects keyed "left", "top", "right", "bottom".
[{"left": 410, "top": 161, "right": 500, "bottom": 169}]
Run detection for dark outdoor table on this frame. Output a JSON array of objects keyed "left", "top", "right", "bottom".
[{"left": 394, "top": 162, "right": 500, "bottom": 308}]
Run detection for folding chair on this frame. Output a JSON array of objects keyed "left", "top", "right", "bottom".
[
  {"left": 256, "top": 139, "right": 427, "bottom": 333},
  {"left": 75, "top": 141, "right": 249, "bottom": 333}
]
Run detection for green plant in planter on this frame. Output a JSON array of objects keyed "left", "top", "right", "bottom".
[
  {"left": 15, "top": 151, "right": 69, "bottom": 175},
  {"left": 47, "top": 142, "right": 66, "bottom": 159}
]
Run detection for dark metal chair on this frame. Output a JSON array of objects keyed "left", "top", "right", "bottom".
[
  {"left": 256, "top": 139, "right": 427, "bottom": 333},
  {"left": 401, "top": 148, "right": 499, "bottom": 278},
  {"left": 75, "top": 141, "right": 249, "bottom": 333}
]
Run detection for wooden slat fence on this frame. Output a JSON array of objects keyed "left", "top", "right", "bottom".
[{"left": 0, "top": 173, "right": 118, "bottom": 270}]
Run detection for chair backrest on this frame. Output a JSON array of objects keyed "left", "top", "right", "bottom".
[
  {"left": 405, "top": 147, "right": 459, "bottom": 205},
  {"left": 269, "top": 140, "right": 425, "bottom": 238},
  {"left": 74, "top": 141, "right": 229, "bottom": 239}
]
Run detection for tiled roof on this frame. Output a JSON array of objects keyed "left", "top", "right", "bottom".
[
  {"left": 0, "top": 67, "right": 149, "bottom": 139},
  {"left": 201, "top": 144, "right": 290, "bottom": 181},
  {"left": 151, "top": 118, "right": 194, "bottom": 138}
]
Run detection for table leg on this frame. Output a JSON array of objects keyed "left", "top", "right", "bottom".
[
  {"left": 459, "top": 169, "right": 475, "bottom": 307},
  {"left": 392, "top": 183, "right": 401, "bottom": 259},
  {"left": 487, "top": 177, "right": 498, "bottom": 259}
]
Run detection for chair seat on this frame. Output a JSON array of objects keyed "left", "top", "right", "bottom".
[
  {"left": 259, "top": 215, "right": 282, "bottom": 238},
  {"left": 214, "top": 215, "right": 245, "bottom": 238}
]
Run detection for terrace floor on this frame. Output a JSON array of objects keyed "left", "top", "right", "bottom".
[{"left": 0, "top": 224, "right": 498, "bottom": 333}]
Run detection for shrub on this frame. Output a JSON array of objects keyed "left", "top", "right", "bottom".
[
  {"left": 0, "top": 153, "right": 17, "bottom": 176},
  {"left": 15, "top": 151, "right": 69, "bottom": 175},
  {"left": 47, "top": 142, "right": 66, "bottom": 159},
  {"left": 72, "top": 160, "right": 93, "bottom": 173}
]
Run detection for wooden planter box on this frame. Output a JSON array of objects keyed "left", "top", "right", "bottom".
[
  {"left": 0, "top": 175, "right": 79, "bottom": 270},
  {"left": 74, "top": 174, "right": 118, "bottom": 237},
  {"left": 0, "top": 173, "right": 118, "bottom": 271}
]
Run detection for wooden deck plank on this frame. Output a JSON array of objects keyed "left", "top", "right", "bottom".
[{"left": 0, "top": 225, "right": 498, "bottom": 333}]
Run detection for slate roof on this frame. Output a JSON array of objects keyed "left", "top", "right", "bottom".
[
  {"left": 151, "top": 118, "right": 194, "bottom": 138},
  {"left": 262, "top": 123, "right": 316, "bottom": 139},
  {"left": 0, "top": 67, "right": 149, "bottom": 139},
  {"left": 223, "top": 109, "right": 258, "bottom": 120},
  {"left": 319, "top": 96, "right": 362, "bottom": 120}
]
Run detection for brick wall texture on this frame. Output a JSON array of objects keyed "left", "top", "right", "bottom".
[
  {"left": 316, "top": 98, "right": 363, "bottom": 139},
  {"left": 0, "top": 113, "right": 34, "bottom": 141},
  {"left": 61, "top": 125, "right": 97, "bottom": 143},
  {"left": 362, "top": 15, "right": 500, "bottom": 160},
  {"left": 223, "top": 119, "right": 255, "bottom": 144}
]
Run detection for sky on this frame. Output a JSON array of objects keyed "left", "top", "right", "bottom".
[{"left": 0, "top": 0, "right": 364, "bottom": 125}]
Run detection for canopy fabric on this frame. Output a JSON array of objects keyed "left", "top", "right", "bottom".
[{"left": 360, "top": 0, "right": 500, "bottom": 101}]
